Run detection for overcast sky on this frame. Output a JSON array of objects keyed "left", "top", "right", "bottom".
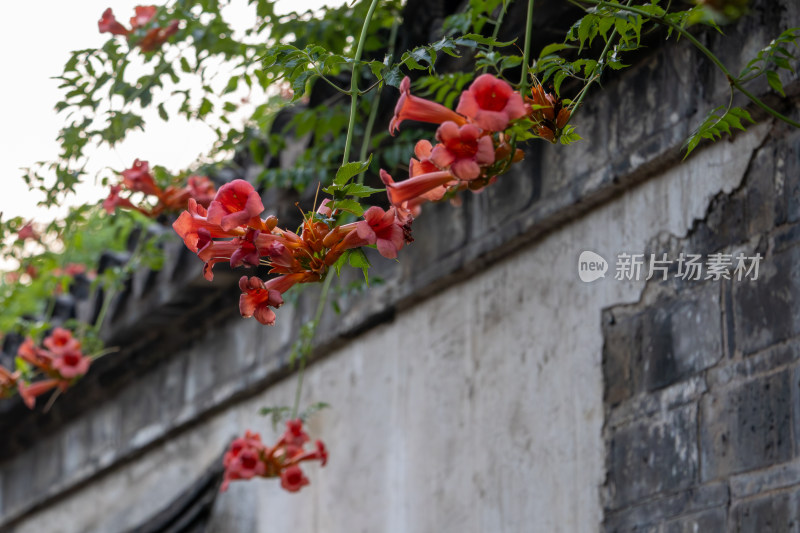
[{"left": 0, "top": 0, "right": 329, "bottom": 223}]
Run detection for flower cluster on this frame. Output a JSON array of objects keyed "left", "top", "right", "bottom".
[
  {"left": 103, "top": 159, "right": 216, "bottom": 218},
  {"left": 98, "top": 6, "right": 180, "bottom": 52},
  {"left": 222, "top": 419, "right": 327, "bottom": 492},
  {"left": 384, "top": 74, "right": 571, "bottom": 222},
  {"left": 7, "top": 328, "right": 93, "bottom": 409},
  {"left": 383, "top": 74, "right": 527, "bottom": 220},
  {"left": 173, "top": 179, "right": 410, "bottom": 326}
]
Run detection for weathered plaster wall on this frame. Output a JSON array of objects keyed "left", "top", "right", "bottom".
[{"left": 3, "top": 124, "right": 770, "bottom": 533}]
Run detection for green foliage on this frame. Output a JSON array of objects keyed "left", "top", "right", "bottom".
[
  {"left": 737, "top": 27, "right": 800, "bottom": 97},
  {"left": 259, "top": 402, "right": 330, "bottom": 430},
  {"left": 0, "top": 206, "right": 149, "bottom": 338},
  {"left": 683, "top": 105, "right": 754, "bottom": 158}
]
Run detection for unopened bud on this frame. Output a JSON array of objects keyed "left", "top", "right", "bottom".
[
  {"left": 556, "top": 108, "right": 571, "bottom": 130},
  {"left": 537, "top": 126, "right": 555, "bottom": 143}
]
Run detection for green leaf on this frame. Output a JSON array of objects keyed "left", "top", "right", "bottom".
[
  {"left": 15, "top": 356, "right": 31, "bottom": 375},
  {"left": 347, "top": 248, "right": 371, "bottom": 284},
  {"left": 459, "top": 33, "right": 515, "bottom": 47},
  {"left": 342, "top": 183, "right": 384, "bottom": 198},
  {"left": 332, "top": 252, "right": 348, "bottom": 277},
  {"left": 766, "top": 70, "right": 786, "bottom": 97},
  {"left": 539, "top": 43, "right": 575, "bottom": 58},
  {"left": 683, "top": 105, "right": 754, "bottom": 158},
  {"left": 332, "top": 198, "right": 365, "bottom": 216},
  {"left": 223, "top": 76, "right": 239, "bottom": 94},
  {"left": 334, "top": 155, "right": 373, "bottom": 186}
]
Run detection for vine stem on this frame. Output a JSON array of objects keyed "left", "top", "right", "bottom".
[
  {"left": 565, "top": 0, "right": 633, "bottom": 126},
  {"left": 356, "top": 17, "right": 399, "bottom": 185},
  {"left": 290, "top": 0, "right": 381, "bottom": 420},
  {"left": 342, "top": 0, "right": 382, "bottom": 166},
  {"left": 483, "top": 0, "right": 510, "bottom": 74},
  {"left": 89, "top": 227, "right": 147, "bottom": 337},
  {"left": 291, "top": 273, "right": 334, "bottom": 420},
  {"left": 577, "top": 0, "right": 800, "bottom": 128},
  {"left": 519, "top": 0, "right": 536, "bottom": 96}
]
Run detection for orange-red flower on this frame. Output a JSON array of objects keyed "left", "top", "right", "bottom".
[
  {"left": 0, "top": 365, "right": 20, "bottom": 398},
  {"left": 207, "top": 179, "right": 265, "bottom": 232},
  {"left": 221, "top": 431, "right": 267, "bottom": 491},
  {"left": 16, "top": 221, "right": 40, "bottom": 242},
  {"left": 121, "top": 159, "right": 160, "bottom": 196},
  {"left": 43, "top": 327, "right": 82, "bottom": 355},
  {"left": 430, "top": 121, "right": 495, "bottom": 181},
  {"left": 52, "top": 349, "right": 91, "bottom": 380},
  {"left": 18, "top": 379, "right": 65, "bottom": 410},
  {"left": 18, "top": 329, "right": 92, "bottom": 385},
  {"left": 380, "top": 169, "right": 455, "bottom": 223},
  {"left": 98, "top": 8, "right": 129, "bottom": 36},
  {"left": 356, "top": 206, "right": 405, "bottom": 259},
  {"left": 18, "top": 338, "right": 53, "bottom": 374},
  {"left": 139, "top": 20, "right": 180, "bottom": 53},
  {"left": 409, "top": 140, "right": 440, "bottom": 177},
  {"left": 186, "top": 175, "right": 216, "bottom": 207},
  {"left": 389, "top": 77, "right": 467, "bottom": 136},
  {"left": 98, "top": 6, "right": 178, "bottom": 52},
  {"left": 130, "top": 5, "right": 157, "bottom": 29},
  {"left": 238, "top": 274, "right": 307, "bottom": 326},
  {"left": 173, "top": 199, "right": 241, "bottom": 253},
  {"left": 280, "top": 465, "right": 310, "bottom": 492},
  {"left": 103, "top": 185, "right": 139, "bottom": 215},
  {"left": 221, "top": 420, "right": 327, "bottom": 493},
  {"left": 456, "top": 74, "right": 526, "bottom": 132}
]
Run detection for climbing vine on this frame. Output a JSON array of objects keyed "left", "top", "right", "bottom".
[{"left": 1, "top": 0, "right": 799, "bottom": 494}]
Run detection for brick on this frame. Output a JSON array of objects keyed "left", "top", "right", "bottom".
[
  {"left": 744, "top": 145, "right": 778, "bottom": 236},
  {"left": 663, "top": 508, "right": 726, "bottom": 533},
  {"left": 700, "top": 370, "right": 793, "bottom": 481},
  {"left": 603, "top": 309, "right": 642, "bottom": 406},
  {"left": 732, "top": 245, "right": 800, "bottom": 355},
  {"left": 731, "top": 489, "right": 800, "bottom": 533},
  {"left": 731, "top": 460, "right": 800, "bottom": 499},
  {"left": 604, "top": 483, "right": 729, "bottom": 532},
  {"left": 640, "top": 285, "right": 722, "bottom": 392},
  {"left": 607, "top": 404, "right": 698, "bottom": 509},
  {"left": 782, "top": 132, "right": 800, "bottom": 225}
]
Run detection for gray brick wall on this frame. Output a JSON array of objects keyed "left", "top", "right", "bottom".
[{"left": 603, "top": 123, "right": 800, "bottom": 532}]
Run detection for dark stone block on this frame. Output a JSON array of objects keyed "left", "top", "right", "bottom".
[
  {"left": 663, "top": 508, "right": 726, "bottom": 533},
  {"left": 782, "top": 131, "right": 800, "bottom": 225},
  {"left": 745, "top": 145, "right": 778, "bottom": 236},
  {"left": 604, "top": 482, "right": 729, "bottom": 532},
  {"left": 640, "top": 285, "right": 722, "bottom": 392},
  {"left": 603, "top": 309, "right": 642, "bottom": 406},
  {"left": 731, "top": 490, "right": 800, "bottom": 533},
  {"left": 732, "top": 245, "right": 800, "bottom": 355},
  {"left": 700, "top": 370, "right": 793, "bottom": 481},
  {"left": 608, "top": 404, "right": 698, "bottom": 509},
  {"left": 688, "top": 192, "right": 748, "bottom": 254}
]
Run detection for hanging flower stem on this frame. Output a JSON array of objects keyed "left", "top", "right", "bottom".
[
  {"left": 342, "top": 0, "right": 382, "bottom": 165},
  {"left": 519, "top": 0, "right": 536, "bottom": 97},
  {"left": 289, "top": 0, "right": 382, "bottom": 420}
]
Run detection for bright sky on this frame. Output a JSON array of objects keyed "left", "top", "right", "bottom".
[{"left": 0, "top": 0, "right": 331, "bottom": 224}]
